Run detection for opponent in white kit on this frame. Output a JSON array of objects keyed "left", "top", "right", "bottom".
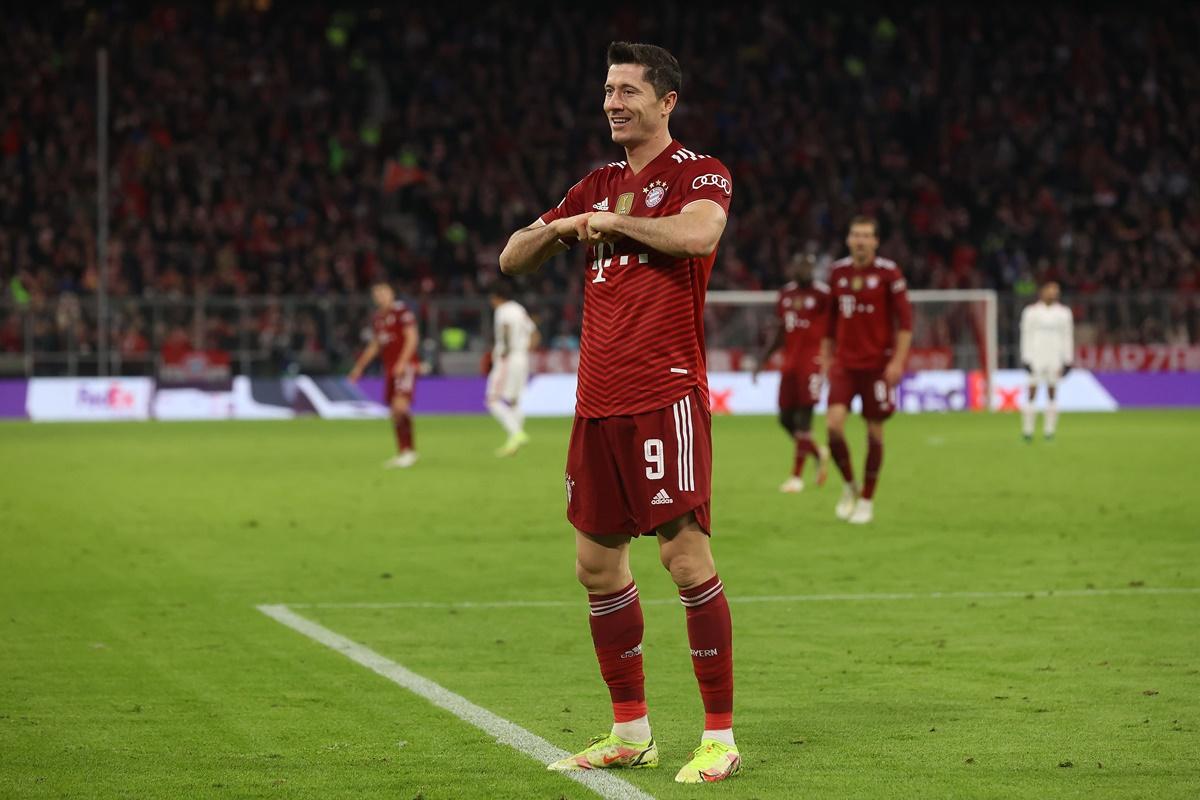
[
  {"left": 1020, "top": 281, "right": 1075, "bottom": 442},
  {"left": 487, "top": 281, "right": 539, "bottom": 456}
]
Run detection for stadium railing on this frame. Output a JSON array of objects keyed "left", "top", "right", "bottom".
[{"left": 0, "top": 291, "right": 1193, "bottom": 379}]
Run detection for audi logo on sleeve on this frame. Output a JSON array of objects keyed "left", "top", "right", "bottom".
[{"left": 691, "top": 173, "right": 731, "bottom": 195}]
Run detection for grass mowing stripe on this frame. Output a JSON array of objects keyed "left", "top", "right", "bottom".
[
  {"left": 256, "top": 604, "right": 657, "bottom": 800},
  {"left": 283, "top": 586, "right": 1200, "bottom": 610}
]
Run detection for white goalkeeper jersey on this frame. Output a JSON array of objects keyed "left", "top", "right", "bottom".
[
  {"left": 492, "top": 300, "right": 536, "bottom": 360},
  {"left": 1020, "top": 301, "right": 1074, "bottom": 368}
]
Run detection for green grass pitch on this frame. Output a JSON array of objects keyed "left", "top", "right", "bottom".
[{"left": 2, "top": 410, "right": 1198, "bottom": 799}]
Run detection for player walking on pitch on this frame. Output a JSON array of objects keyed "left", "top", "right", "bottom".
[
  {"left": 753, "top": 253, "right": 832, "bottom": 493},
  {"left": 348, "top": 280, "right": 419, "bottom": 468},
  {"left": 487, "top": 281, "right": 538, "bottom": 456},
  {"left": 500, "top": 42, "right": 739, "bottom": 783},
  {"left": 1020, "top": 281, "right": 1074, "bottom": 441},
  {"left": 822, "top": 217, "right": 913, "bottom": 524}
]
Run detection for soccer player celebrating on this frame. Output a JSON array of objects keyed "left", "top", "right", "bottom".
[
  {"left": 499, "top": 42, "right": 739, "bottom": 784},
  {"left": 753, "top": 253, "right": 832, "bottom": 493},
  {"left": 348, "top": 280, "right": 419, "bottom": 468},
  {"left": 821, "top": 217, "right": 913, "bottom": 524},
  {"left": 1020, "top": 281, "right": 1074, "bottom": 442},
  {"left": 487, "top": 281, "right": 539, "bottom": 456}
]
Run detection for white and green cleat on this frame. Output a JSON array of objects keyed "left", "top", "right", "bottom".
[
  {"left": 496, "top": 430, "right": 531, "bottom": 457},
  {"left": 835, "top": 484, "right": 858, "bottom": 520},
  {"left": 547, "top": 733, "right": 658, "bottom": 771},
  {"left": 674, "top": 739, "right": 742, "bottom": 783}
]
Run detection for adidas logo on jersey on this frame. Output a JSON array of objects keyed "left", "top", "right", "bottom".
[
  {"left": 592, "top": 198, "right": 609, "bottom": 211},
  {"left": 651, "top": 488, "right": 673, "bottom": 505}
]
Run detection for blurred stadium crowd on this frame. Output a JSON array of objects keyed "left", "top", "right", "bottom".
[{"left": 1, "top": 3, "right": 1198, "bottom": 363}]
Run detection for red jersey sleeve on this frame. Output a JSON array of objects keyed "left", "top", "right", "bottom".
[
  {"left": 889, "top": 271, "right": 913, "bottom": 332},
  {"left": 539, "top": 171, "right": 595, "bottom": 226},
  {"left": 678, "top": 158, "right": 733, "bottom": 216}
]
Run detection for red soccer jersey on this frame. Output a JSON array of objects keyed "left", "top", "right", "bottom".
[
  {"left": 777, "top": 280, "right": 831, "bottom": 372},
  {"left": 826, "top": 256, "right": 913, "bottom": 371},
  {"left": 540, "top": 140, "right": 733, "bottom": 418},
  {"left": 372, "top": 301, "right": 417, "bottom": 372}
]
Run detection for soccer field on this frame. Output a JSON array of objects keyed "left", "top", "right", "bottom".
[{"left": 2, "top": 411, "right": 1198, "bottom": 799}]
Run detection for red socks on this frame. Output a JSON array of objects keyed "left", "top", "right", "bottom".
[
  {"left": 863, "top": 436, "right": 883, "bottom": 500},
  {"left": 792, "top": 432, "right": 819, "bottom": 477},
  {"left": 394, "top": 414, "right": 414, "bottom": 452},
  {"left": 680, "top": 575, "right": 734, "bottom": 731},
  {"left": 588, "top": 577, "right": 734, "bottom": 731},
  {"left": 828, "top": 430, "right": 855, "bottom": 484},
  {"left": 588, "top": 583, "right": 647, "bottom": 723}
]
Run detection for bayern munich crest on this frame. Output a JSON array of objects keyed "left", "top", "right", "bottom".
[{"left": 643, "top": 179, "right": 668, "bottom": 208}]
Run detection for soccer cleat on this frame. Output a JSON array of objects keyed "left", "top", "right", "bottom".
[
  {"left": 495, "top": 430, "right": 531, "bottom": 457},
  {"left": 1023, "top": 434, "right": 1033, "bottom": 443},
  {"left": 835, "top": 484, "right": 858, "bottom": 520},
  {"left": 816, "top": 445, "right": 831, "bottom": 487},
  {"left": 547, "top": 733, "right": 658, "bottom": 771},
  {"left": 779, "top": 476, "right": 804, "bottom": 493},
  {"left": 848, "top": 498, "right": 874, "bottom": 524},
  {"left": 384, "top": 451, "right": 419, "bottom": 469},
  {"left": 674, "top": 739, "right": 741, "bottom": 783}
]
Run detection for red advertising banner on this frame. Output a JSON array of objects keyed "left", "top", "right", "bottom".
[{"left": 1074, "top": 345, "right": 1200, "bottom": 372}]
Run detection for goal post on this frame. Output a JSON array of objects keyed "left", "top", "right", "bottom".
[{"left": 707, "top": 288, "right": 999, "bottom": 411}]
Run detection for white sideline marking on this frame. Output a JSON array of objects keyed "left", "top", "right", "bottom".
[
  {"left": 256, "top": 604, "right": 655, "bottom": 800},
  {"left": 286, "top": 586, "right": 1200, "bottom": 611}
]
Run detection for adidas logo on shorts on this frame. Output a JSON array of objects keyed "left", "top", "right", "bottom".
[{"left": 651, "top": 488, "right": 673, "bottom": 505}]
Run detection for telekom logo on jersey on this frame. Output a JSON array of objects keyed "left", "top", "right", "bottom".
[{"left": 591, "top": 244, "right": 651, "bottom": 283}]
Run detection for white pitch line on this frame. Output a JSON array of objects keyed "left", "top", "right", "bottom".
[
  {"left": 256, "top": 604, "right": 655, "bottom": 800},
  {"left": 284, "top": 586, "right": 1200, "bottom": 611}
]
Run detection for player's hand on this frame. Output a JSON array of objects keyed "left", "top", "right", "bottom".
[
  {"left": 1022, "top": 362, "right": 1032, "bottom": 373},
  {"left": 585, "top": 212, "right": 625, "bottom": 244},
  {"left": 1061, "top": 364, "right": 1072, "bottom": 378},
  {"left": 553, "top": 212, "right": 596, "bottom": 243},
  {"left": 347, "top": 367, "right": 362, "bottom": 383},
  {"left": 883, "top": 359, "right": 904, "bottom": 388}
]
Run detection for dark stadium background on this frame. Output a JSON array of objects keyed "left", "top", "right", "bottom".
[{"left": 1, "top": 2, "right": 1197, "bottom": 377}]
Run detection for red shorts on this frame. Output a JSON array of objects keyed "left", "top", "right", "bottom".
[
  {"left": 778, "top": 368, "right": 822, "bottom": 410},
  {"left": 565, "top": 388, "right": 712, "bottom": 537},
  {"left": 383, "top": 366, "right": 416, "bottom": 405},
  {"left": 828, "top": 364, "right": 895, "bottom": 421}
]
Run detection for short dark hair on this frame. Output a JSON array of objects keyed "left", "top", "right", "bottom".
[
  {"left": 849, "top": 215, "right": 879, "bottom": 235},
  {"left": 489, "top": 280, "right": 514, "bottom": 300},
  {"left": 607, "top": 41, "right": 682, "bottom": 99}
]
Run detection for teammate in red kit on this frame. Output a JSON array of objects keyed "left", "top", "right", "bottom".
[
  {"left": 499, "top": 42, "right": 740, "bottom": 784},
  {"left": 753, "top": 253, "right": 832, "bottom": 493},
  {"left": 821, "top": 217, "right": 913, "bottom": 524},
  {"left": 348, "top": 280, "right": 420, "bottom": 468}
]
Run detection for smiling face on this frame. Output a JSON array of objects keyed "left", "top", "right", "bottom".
[{"left": 604, "top": 63, "right": 675, "bottom": 147}]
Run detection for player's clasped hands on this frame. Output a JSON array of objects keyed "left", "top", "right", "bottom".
[
  {"left": 585, "top": 211, "right": 624, "bottom": 245},
  {"left": 552, "top": 211, "right": 624, "bottom": 246}
]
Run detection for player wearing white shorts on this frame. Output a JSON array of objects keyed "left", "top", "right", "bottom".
[
  {"left": 1020, "top": 281, "right": 1074, "bottom": 442},
  {"left": 487, "top": 281, "right": 539, "bottom": 456}
]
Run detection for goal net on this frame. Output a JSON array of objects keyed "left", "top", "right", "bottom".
[{"left": 706, "top": 289, "right": 998, "bottom": 411}]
